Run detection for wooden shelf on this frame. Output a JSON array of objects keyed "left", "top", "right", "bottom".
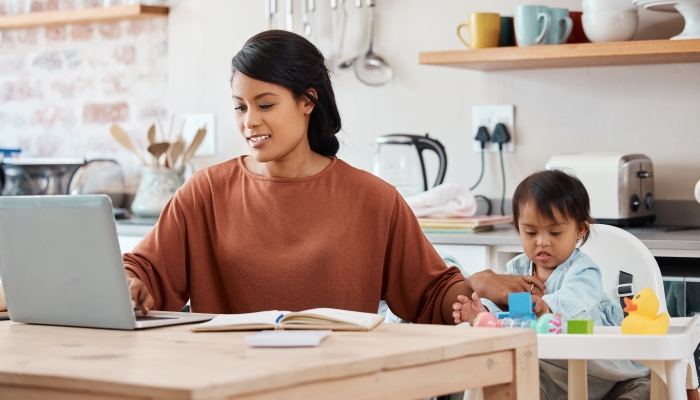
[
  {"left": 0, "top": 5, "right": 168, "bottom": 30},
  {"left": 419, "top": 39, "right": 700, "bottom": 71}
]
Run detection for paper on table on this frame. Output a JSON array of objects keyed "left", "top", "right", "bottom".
[{"left": 246, "top": 330, "right": 331, "bottom": 347}]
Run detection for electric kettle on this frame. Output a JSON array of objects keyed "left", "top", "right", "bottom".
[{"left": 372, "top": 133, "right": 447, "bottom": 198}]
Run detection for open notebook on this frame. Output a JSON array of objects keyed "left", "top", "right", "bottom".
[{"left": 191, "top": 308, "right": 384, "bottom": 332}]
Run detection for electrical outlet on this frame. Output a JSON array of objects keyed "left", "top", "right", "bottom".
[
  {"left": 182, "top": 114, "right": 216, "bottom": 157},
  {"left": 472, "top": 105, "right": 515, "bottom": 153}
]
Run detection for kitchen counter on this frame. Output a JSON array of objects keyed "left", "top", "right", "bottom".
[
  {"left": 427, "top": 226, "right": 700, "bottom": 257},
  {"left": 116, "top": 220, "right": 155, "bottom": 237},
  {"left": 117, "top": 220, "right": 700, "bottom": 257}
]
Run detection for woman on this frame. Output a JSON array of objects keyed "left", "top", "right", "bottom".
[{"left": 124, "top": 30, "right": 543, "bottom": 324}]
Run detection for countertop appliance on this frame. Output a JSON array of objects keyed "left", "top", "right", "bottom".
[
  {"left": 546, "top": 153, "right": 655, "bottom": 226},
  {"left": 372, "top": 134, "right": 447, "bottom": 198},
  {"left": 1, "top": 158, "right": 125, "bottom": 208}
]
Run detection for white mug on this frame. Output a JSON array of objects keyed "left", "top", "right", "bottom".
[{"left": 695, "top": 180, "right": 700, "bottom": 203}]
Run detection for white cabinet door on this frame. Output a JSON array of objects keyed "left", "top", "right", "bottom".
[{"left": 432, "top": 244, "right": 489, "bottom": 276}]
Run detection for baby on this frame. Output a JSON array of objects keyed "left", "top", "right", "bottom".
[{"left": 453, "top": 170, "right": 650, "bottom": 400}]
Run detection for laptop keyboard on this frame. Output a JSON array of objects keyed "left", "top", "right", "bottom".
[{"left": 135, "top": 315, "right": 179, "bottom": 321}]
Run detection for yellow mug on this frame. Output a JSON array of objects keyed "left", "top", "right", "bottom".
[{"left": 457, "top": 13, "right": 502, "bottom": 49}]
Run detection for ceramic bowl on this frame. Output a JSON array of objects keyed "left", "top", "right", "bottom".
[
  {"left": 582, "top": 11, "right": 639, "bottom": 42},
  {"left": 582, "top": 0, "right": 638, "bottom": 13}
]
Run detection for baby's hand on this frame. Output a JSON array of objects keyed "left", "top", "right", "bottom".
[
  {"left": 452, "top": 292, "right": 488, "bottom": 325},
  {"left": 532, "top": 295, "right": 551, "bottom": 318}
]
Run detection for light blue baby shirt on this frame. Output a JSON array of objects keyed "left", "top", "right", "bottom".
[
  {"left": 481, "top": 249, "right": 649, "bottom": 400},
  {"left": 481, "top": 248, "right": 622, "bottom": 325}
]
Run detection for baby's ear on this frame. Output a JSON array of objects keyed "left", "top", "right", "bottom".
[{"left": 578, "top": 221, "right": 591, "bottom": 237}]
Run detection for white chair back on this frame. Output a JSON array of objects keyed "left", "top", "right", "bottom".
[{"left": 580, "top": 224, "right": 667, "bottom": 313}]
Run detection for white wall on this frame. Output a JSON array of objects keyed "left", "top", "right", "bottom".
[{"left": 168, "top": 0, "right": 699, "bottom": 201}]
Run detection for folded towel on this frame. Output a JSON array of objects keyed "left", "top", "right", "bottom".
[{"left": 404, "top": 183, "right": 477, "bottom": 218}]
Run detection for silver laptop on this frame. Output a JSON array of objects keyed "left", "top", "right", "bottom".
[{"left": 0, "top": 195, "right": 214, "bottom": 329}]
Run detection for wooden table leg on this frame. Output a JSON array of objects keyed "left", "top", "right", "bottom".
[
  {"left": 484, "top": 344, "right": 539, "bottom": 400},
  {"left": 568, "top": 359, "right": 587, "bottom": 400}
]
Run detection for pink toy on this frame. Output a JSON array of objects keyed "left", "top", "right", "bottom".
[{"left": 473, "top": 312, "right": 499, "bottom": 327}]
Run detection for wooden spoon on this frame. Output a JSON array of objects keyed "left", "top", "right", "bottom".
[
  {"left": 181, "top": 127, "right": 207, "bottom": 164},
  {"left": 110, "top": 125, "right": 146, "bottom": 165},
  {"left": 167, "top": 140, "right": 185, "bottom": 169},
  {"left": 147, "top": 124, "right": 156, "bottom": 145},
  {"left": 147, "top": 142, "right": 170, "bottom": 167}
]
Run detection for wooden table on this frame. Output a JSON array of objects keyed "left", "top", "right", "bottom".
[{"left": 0, "top": 322, "right": 538, "bottom": 399}]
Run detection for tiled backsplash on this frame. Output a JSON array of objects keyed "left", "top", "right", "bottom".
[{"left": 0, "top": 6, "right": 169, "bottom": 189}]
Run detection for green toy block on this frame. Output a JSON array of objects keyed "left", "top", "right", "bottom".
[{"left": 567, "top": 319, "right": 594, "bottom": 334}]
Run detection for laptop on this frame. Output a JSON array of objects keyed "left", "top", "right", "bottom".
[{"left": 0, "top": 195, "right": 215, "bottom": 330}]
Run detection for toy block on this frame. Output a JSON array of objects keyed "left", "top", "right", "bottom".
[
  {"left": 568, "top": 319, "right": 594, "bottom": 334},
  {"left": 508, "top": 292, "right": 535, "bottom": 320}
]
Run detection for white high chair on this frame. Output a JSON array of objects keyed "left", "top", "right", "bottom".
[{"left": 537, "top": 224, "right": 700, "bottom": 400}]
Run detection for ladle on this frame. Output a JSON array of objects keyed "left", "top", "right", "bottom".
[{"left": 354, "top": 0, "right": 393, "bottom": 86}]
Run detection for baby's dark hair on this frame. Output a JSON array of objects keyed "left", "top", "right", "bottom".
[{"left": 512, "top": 170, "right": 596, "bottom": 244}]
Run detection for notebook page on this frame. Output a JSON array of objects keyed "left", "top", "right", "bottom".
[
  {"left": 193, "top": 310, "right": 289, "bottom": 330},
  {"left": 281, "top": 308, "right": 383, "bottom": 329}
]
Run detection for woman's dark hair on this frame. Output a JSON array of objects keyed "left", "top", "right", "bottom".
[
  {"left": 230, "top": 30, "right": 341, "bottom": 157},
  {"left": 512, "top": 170, "right": 596, "bottom": 244}
]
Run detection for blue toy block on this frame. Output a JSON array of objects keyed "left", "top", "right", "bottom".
[
  {"left": 508, "top": 292, "right": 535, "bottom": 320},
  {"left": 496, "top": 312, "right": 510, "bottom": 320}
]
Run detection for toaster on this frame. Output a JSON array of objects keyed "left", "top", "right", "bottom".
[{"left": 545, "top": 153, "right": 655, "bottom": 226}]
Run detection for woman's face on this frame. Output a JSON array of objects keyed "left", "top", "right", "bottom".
[{"left": 231, "top": 72, "right": 315, "bottom": 163}]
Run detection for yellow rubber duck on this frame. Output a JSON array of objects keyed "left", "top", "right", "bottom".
[{"left": 621, "top": 287, "right": 669, "bottom": 335}]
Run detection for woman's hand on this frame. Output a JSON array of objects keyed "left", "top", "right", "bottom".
[
  {"left": 468, "top": 270, "right": 546, "bottom": 308},
  {"left": 452, "top": 292, "right": 488, "bottom": 325},
  {"left": 532, "top": 295, "right": 551, "bottom": 318},
  {"left": 126, "top": 270, "right": 154, "bottom": 315}
]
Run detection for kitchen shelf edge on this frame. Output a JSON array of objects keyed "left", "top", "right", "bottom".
[
  {"left": 419, "top": 39, "right": 700, "bottom": 71},
  {"left": 0, "top": 5, "right": 169, "bottom": 30}
]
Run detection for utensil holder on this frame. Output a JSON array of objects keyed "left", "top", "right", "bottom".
[{"left": 131, "top": 166, "right": 184, "bottom": 218}]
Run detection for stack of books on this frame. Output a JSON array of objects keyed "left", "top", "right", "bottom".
[{"left": 418, "top": 215, "right": 513, "bottom": 234}]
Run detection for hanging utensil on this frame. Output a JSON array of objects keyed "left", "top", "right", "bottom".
[
  {"left": 110, "top": 125, "right": 147, "bottom": 166},
  {"left": 354, "top": 0, "right": 393, "bottom": 86},
  {"left": 336, "top": 0, "right": 348, "bottom": 61},
  {"left": 308, "top": 0, "right": 316, "bottom": 41},
  {"left": 302, "top": 0, "right": 311, "bottom": 38},
  {"left": 330, "top": 0, "right": 339, "bottom": 61},
  {"left": 269, "top": 0, "right": 278, "bottom": 30},
  {"left": 337, "top": 0, "right": 363, "bottom": 69},
  {"left": 286, "top": 0, "right": 294, "bottom": 32}
]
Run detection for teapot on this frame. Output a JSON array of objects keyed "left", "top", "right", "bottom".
[{"left": 372, "top": 134, "right": 447, "bottom": 198}]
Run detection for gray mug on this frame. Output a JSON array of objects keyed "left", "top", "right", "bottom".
[
  {"left": 514, "top": 5, "right": 552, "bottom": 46},
  {"left": 546, "top": 8, "right": 573, "bottom": 44}
]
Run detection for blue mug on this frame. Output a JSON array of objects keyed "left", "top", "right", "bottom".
[
  {"left": 546, "top": 8, "right": 573, "bottom": 44},
  {"left": 514, "top": 5, "right": 552, "bottom": 46}
]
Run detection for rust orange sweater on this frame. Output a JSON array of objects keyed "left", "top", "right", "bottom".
[{"left": 124, "top": 157, "right": 465, "bottom": 324}]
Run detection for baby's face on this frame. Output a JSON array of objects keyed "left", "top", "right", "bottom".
[{"left": 517, "top": 202, "right": 589, "bottom": 272}]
